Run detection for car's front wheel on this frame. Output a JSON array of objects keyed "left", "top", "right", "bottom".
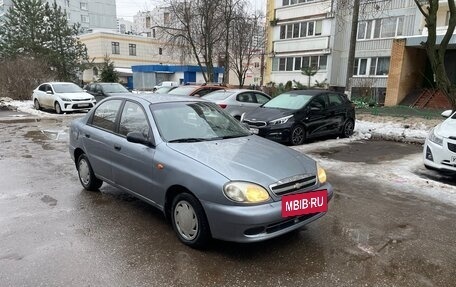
[
  {"left": 289, "top": 124, "right": 306, "bottom": 145},
  {"left": 77, "top": 154, "right": 103, "bottom": 191},
  {"left": 55, "top": 102, "right": 63, "bottom": 114},
  {"left": 341, "top": 119, "right": 355, "bottom": 138},
  {"left": 171, "top": 193, "right": 211, "bottom": 248},
  {"left": 34, "top": 99, "right": 41, "bottom": 110}
]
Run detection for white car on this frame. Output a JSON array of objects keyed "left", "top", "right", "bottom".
[
  {"left": 32, "top": 82, "right": 97, "bottom": 114},
  {"left": 423, "top": 109, "right": 456, "bottom": 172}
]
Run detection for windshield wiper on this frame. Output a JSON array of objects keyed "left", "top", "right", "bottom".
[
  {"left": 168, "top": 137, "right": 221, "bottom": 143},
  {"left": 220, "top": 134, "right": 248, "bottom": 139}
]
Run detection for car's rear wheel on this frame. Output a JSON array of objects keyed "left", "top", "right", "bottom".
[
  {"left": 34, "top": 99, "right": 41, "bottom": 110},
  {"left": 171, "top": 193, "right": 211, "bottom": 248},
  {"left": 290, "top": 124, "right": 305, "bottom": 145},
  {"left": 77, "top": 154, "right": 102, "bottom": 191},
  {"left": 341, "top": 119, "right": 355, "bottom": 138},
  {"left": 55, "top": 102, "right": 63, "bottom": 114}
]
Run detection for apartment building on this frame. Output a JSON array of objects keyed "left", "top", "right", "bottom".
[
  {"left": 264, "top": 0, "right": 456, "bottom": 108},
  {"left": 133, "top": 6, "right": 171, "bottom": 38},
  {"left": 265, "top": 0, "right": 334, "bottom": 88},
  {"left": 0, "top": 0, "right": 117, "bottom": 31}
]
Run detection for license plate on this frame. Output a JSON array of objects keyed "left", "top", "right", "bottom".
[
  {"left": 249, "top": 128, "right": 259, "bottom": 134},
  {"left": 78, "top": 104, "right": 89, "bottom": 108},
  {"left": 281, "top": 190, "right": 327, "bottom": 217}
]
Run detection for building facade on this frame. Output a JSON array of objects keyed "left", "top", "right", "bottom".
[
  {"left": 79, "top": 31, "right": 193, "bottom": 87},
  {"left": 0, "top": 0, "right": 117, "bottom": 31},
  {"left": 264, "top": 0, "right": 456, "bottom": 107}
]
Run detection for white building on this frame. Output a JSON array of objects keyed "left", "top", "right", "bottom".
[
  {"left": 0, "top": 0, "right": 117, "bottom": 31},
  {"left": 117, "top": 18, "right": 134, "bottom": 34}
]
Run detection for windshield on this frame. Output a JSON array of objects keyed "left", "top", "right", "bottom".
[
  {"left": 53, "top": 83, "right": 84, "bottom": 93},
  {"left": 263, "top": 93, "right": 313, "bottom": 110},
  {"left": 101, "top": 83, "right": 129, "bottom": 93},
  {"left": 150, "top": 102, "right": 251, "bottom": 142},
  {"left": 202, "top": 91, "right": 233, "bottom": 100},
  {"left": 168, "top": 86, "right": 197, "bottom": 96}
]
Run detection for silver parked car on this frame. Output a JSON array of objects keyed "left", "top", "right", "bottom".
[
  {"left": 69, "top": 94, "right": 333, "bottom": 248},
  {"left": 202, "top": 89, "right": 271, "bottom": 120}
]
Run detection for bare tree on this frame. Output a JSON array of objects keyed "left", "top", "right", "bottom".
[
  {"left": 162, "top": 0, "right": 227, "bottom": 82},
  {"left": 414, "top": 0, "right": 456, "bottom": 109},
  {"left": 0, "top": 57, "right": 55, "bottom": 100},
  {"left": 229, "top": 8, "right": 264, "bottom": 87}
]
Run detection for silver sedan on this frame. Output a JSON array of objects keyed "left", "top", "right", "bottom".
[
  {"left": 202, "top": 89, "right": 271, "bottom": 120},
  {"left": 69, "top": 94, "right": 333, "bottom": 248}
]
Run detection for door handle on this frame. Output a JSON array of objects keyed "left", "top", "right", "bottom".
[
  {"left": 84, "top": 133, "right": 90, "bottom": 138},
  {"left": 114, "top": 144, "right": 121, "bottom": 151}
]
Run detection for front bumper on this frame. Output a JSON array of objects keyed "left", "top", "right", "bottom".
[
  {"left": 248, "top": 123, "right": 293, "bottom": 143},
  {"left": 202, "top": 183, "right": 333, "bottom": 243},
  {"left": 59, "top": 99, "right": 96, "bottom": 112},
  {"left": 423, "top": 138, "right": 456, "bottom": 172}
]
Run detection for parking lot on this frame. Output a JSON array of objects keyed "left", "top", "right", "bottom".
[{"left": 1, "top": 115, "right": 455, "bottom": 286}]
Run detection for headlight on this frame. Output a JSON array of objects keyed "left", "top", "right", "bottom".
[
  {"left": 428, "top": 127, "right": 443, "bottom": 146},
  {"left": 59, "top": 96, "right": 71, "bottom": 102},
  {"left": 268, "top": 115, "right": 293, "bottom": 125},
  {"left": 317, "top": 164, "right": 327, "bottom": 184},
  {"left": 223, "top": 182, "right": 270, "bottom": 203}
]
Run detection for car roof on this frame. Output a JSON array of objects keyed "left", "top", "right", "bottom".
[
  {"left": 44, "top": 82, "right": 77, "bottom": 85},
  {"left": 106, "top": 93, "right": 209, "bottom": 105},
  {"left": 285, "top": 89, "right": 337, "bottom": 95}
]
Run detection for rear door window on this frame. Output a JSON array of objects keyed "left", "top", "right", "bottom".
[
  {"left": 91, "top": 100, "right": 123, "bottom": 132},
  {"left": 254, "top": 93, "right": 270, "bottom": 104},
  {"left": 328, "top": 93, "right": 344, "bottom": 107}
]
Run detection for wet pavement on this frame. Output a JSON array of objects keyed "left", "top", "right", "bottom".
[{"left": 1, "top": 117, "right": 455, "bottom": 286}]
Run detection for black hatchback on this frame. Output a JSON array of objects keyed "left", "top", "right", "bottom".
[{"left": 241, "top": 90, "right": 356, "bottom": 145}]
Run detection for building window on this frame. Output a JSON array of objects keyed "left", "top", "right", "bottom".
[
  {"left": 274, "top": 55, "right": 327, "bottom": 72},
  {"left": 282, "top": 0, "right": 316, "bottom": 6},
  {"left": 159, "top": 47, "right": 163, "bottom": 55},
  {"left": 80, "top": 2, "right": 88, "bottom": 11},
  {"left": 446, "top": 11, "right": 450, "bottom": 26},
  {"left": 146, "top": 16, "right": 151, "bottom": 28},
  {"left": 354, "top": 57, "right": 390, "bottom": 76},
  {"left": 81, "top": 15, "right": 89, "bottom": 23},
  {"left": 254, "top": 62, "right": 260, "bottom": 68},
  {"left": 164, "top": 12, "right": 170, "bottom": 25},
  {"left": 152, "top": 28, "right": 156, "bottom": 38},
  {"left": 279, "top": 20, "right": 322, "bottom": 40},
  {"left": 357, "top": 17, "right": 404, "bottom": 40},
  {"left": 112, "top": 42, "right": 120, "bottom": 54},
  {"left": 129, "top": 44, "right": 136, "bottom": 56}
]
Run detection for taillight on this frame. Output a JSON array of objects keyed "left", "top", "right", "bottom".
[{"left": 218, "top": 104, "right": 227, "bottom": 109}]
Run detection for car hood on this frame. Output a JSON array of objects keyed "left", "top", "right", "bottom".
[
  {"left": 167, "top": 135, "right": 316, "bottom": 184},
  {"left": 437, "top": 119, "right": 456, "bottom": 138},
  {"left": 244, "top": 107, "right": 294, "bottom": 122},
  {"left": 57, "top": 92, "right": 93, "bottom": 100}
]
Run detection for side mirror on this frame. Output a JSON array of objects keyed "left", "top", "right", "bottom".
[
  {"left": 46, "top": 90, "right": 53, "bottom": 95},
  {"left": 441, "top": 110, "right": 453, "bottom": 118},
  {"left": 126, "top": 132, "right": 155, "bottom": 147}
]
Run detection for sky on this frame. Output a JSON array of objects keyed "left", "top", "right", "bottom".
[{"left": 116, "top": 0, "right": 266, "bottom": 21}]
